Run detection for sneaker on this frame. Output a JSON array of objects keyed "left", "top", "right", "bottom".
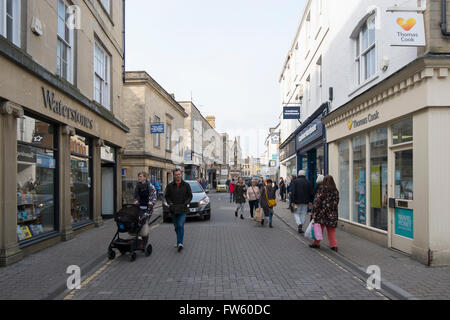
[
  {"left": 235, "top": 211, "right": 238, "bottom": 218},
  {"left": 298, "top": 225, "right": 304, "bottom": 234},
  {"left": 261, "top": 219, "right": 265, "bottom": 227},
  {"left": 178, "top": 244, "right": 184, "bottom": 252},
  {"left": 240, "top": 214, "right": 244, "bottom": 220},
  {"left": 269, "top": 222, "right": 273, "bottom": 228}
]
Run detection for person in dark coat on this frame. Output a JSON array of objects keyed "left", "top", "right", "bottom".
[
  {"left": 279, "top": 178, "right": 286, "bottom": 202},
  {"left": 234, "top": 178, "right": 247, "bottom": 220},
  {"left": 291, "top": 170, "right": 314, "bottom": 234},
  {"left": 310, "top": 175, "right": 340, "bottom": 251},
  {"left": 259, "top": 179, "right": 277, "bottom": 228},
  {"left": 164, "top": 168, "right": 193, "bottom": 252},
  {"left": 287, "top": 175, "right": 296, "bottom": 212}
]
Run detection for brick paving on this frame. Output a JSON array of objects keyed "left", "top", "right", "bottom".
[
  {"left": 273, "top": 200, "right": 450, "bottom": 300},
  {"left": 56, "top": 193, "right": 385, "bottom": 300}
]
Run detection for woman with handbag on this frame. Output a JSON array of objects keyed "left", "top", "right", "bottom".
[
  {"left": 234, "top": 178, "right": 247, "bottom": 220},
  {"left": 310, "top": 175, "right": 340, "bottom": 251},
  {"left": 259, "top": 179, "right": 277, "bottom": 228},
  {"left": 247, "top": 180, "right": 261, "bottom": 219}
]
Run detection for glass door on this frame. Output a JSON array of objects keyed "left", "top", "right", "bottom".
[{"left": 391, "top": 149, "right": 414, "bottom": 254}]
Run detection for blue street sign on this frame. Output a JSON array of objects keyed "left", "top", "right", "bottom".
[
  {"left": 283, "top": 107, "right": 301, "bottom": 120},
  {"left": 151, "top": 124, "right": 165, "bottom": 134}
]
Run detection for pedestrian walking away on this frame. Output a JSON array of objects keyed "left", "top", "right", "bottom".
[
  {"left": 229, "top": 179, "right": 236, "bottom": 203},
  {"left": 287, "top": 175, "right": 295, "bottom": 212},
  {"left": 247, "top": 180, "right": 261, "bottom": 219},
  {"left": 234, "top": 178, "right": 247, "bottom": 220},
  {"left": 310, "top": 175, "right": 339, "bottom": 251},
  {"left": 164, "top": 168, "right": 193, "bottom": 252},
  {"left": 279, "top": 177, "right": 286, "bottom": 202},
  {"left": 259, "top": 179, "right": 277, "bottom": 228},
  {"left": 291, "top": 170, "right": 314, "bottom": 234},
  {"left": 226, "top": 179, "right": 231, "bottom": 193}
]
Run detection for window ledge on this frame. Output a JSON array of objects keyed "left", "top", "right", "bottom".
[{"left": 349, "top": 74, "right": 380, "bottom": 97}]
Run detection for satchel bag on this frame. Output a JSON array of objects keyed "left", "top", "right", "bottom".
[
  {"left": 265, "top": 188, "right": 277, "bottom": 208},
  {"left": 254, "top": 208, "right": 263, "bottom": 222}
]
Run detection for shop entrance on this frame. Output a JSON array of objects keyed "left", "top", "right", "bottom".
[
  {"left": 101, "top": 164, "right": 116, "bottom": 217},
  {"left": 391, "top": 148, "right": 414, "bottom": 254}
]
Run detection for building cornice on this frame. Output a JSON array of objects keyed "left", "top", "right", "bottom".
[
  {"left": 322, "top": 54, "right": 450, "bottom": 128},
  {"left": 125, "top": 71, "right": 188, "bottom": 118},
  {"left": 0, "top": 36, "right": 129, "bottom": 133}
]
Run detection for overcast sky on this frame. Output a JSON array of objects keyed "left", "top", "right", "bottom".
[{"left": 126, "top": 0, "right": 306, "bottom": 158}]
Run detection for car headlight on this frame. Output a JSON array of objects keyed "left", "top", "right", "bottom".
[{"left": 199, "top": 197, "right": 210, "bottom": 206}]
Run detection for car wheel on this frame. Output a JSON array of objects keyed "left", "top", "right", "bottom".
[{"left": 205, "top": 214, "right": 211, "bottom": 221}]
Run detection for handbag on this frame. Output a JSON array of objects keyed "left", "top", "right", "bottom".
[
  {"left": 312, "top": 224, "right": 323, "bottom": 241},
  {"left": 305, "top": 219, "right": 314, "bottom": 239},
  {"left": 254, "top": 208, "right": 263, "bottom": 222},
  {"left": 265, "top": 187, "right": 277, "bottom": 208}
]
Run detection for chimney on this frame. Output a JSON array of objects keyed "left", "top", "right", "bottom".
[{"left": 206, "top": 116, "right": 216, "bottom": 129}]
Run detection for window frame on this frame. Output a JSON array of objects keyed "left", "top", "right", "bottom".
[
  {"left": 355, "top": 15, "right": 377, "bottom": 85},
  {"left": 0, "top": 0, "right": 21, "bottom": 46},
  {"left": 93, "top": 41, "right": 111, "bottom": 110},
  {"left": 166, "top": 123, "right": 172, "bottom": 151},
  {"left": 153, "top": 116, "right": 161, "bottom": 148},
  {"left": 99, "top": 0, "right": 111, "bottom": 15},
  {"left": 57, "top": 0, "right": 75, "bottom": 84}
]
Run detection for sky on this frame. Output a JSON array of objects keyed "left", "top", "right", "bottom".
[{"left": 126, "top": 0, "right": 307, "bottom": 158}]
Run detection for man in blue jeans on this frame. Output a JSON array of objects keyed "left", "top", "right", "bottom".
[{"left": 164, "top": 168, "right": 193, "bottom": 252}]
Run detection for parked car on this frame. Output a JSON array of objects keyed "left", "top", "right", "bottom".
[
  {"left": 163, "top": 180, "right": 211, "bottom": 223},
  {"left": 216, "top": 180, "right": 228, "bottom": 193}
]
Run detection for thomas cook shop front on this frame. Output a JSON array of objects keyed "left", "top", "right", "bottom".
[
  {"left": 0, "top": 76, "right": 128, "bottom": 266},
  {"left": 323, "top": 56, "right": 450, "bottom": 266}
]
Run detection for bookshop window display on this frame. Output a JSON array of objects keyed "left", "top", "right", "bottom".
[
  {"left": 70, "top": 134, "right": 92, "bottom": 225},
  {"left": 17, "top": 115, "right": 57, "bottom": 242}
]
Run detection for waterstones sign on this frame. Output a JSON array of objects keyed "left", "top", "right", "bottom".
[
  {"left": 42, "top": 87, "right": 94, "bottom": 129},
  {"left": 347, "top": 111, "right": 380, "bottom": 131}
]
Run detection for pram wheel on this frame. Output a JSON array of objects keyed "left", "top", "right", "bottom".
[
  {"left": 145, "top": 244, "right": 153, "bottom": 257},
  {"left": 130, "top": 252, "right": 137, "bottom": 262},
  {"left": 108, "top": 250, "right": 116, "bottom": 260}
]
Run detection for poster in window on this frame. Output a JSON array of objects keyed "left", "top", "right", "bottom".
[{"left": 371, "top": 165, "right": 382, "bottom": 209}]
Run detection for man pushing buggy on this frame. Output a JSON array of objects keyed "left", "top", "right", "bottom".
[{"left": 133, "top": 172, "right": 157, "bottom": 245}]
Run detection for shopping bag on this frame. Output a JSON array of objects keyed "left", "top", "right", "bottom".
[
  {"left": 313, "top": 224, "right": 323, "bottom": 241},
  {"left": 305, "top": 220, "right": 314, "bottom": 239},
  {"left": 254, "top": 208, "right": 263, "bottom": 222}
]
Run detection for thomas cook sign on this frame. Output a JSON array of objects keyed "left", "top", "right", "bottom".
[
  {"left": 347, "top": 111, "right": 380, "bottom": 131},
  {"left": 42, "top": 87, "right": 94, "bottom": 129},
  {"left": 389, "top": 12, "right": 425, "bottom": 47}
]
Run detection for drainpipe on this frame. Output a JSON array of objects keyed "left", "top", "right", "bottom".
[
  {"left": 122, "top": 0, "right": 126, "bottom": 82},
  {"left": 441, "top": 0, "right": 450, "bottom": 36}
]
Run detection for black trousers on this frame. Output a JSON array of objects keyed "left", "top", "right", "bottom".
[{"left": 248, "top": 200, "right": 259, "bottom": 218}]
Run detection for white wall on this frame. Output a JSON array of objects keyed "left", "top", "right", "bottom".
[{"left": 279, "top": 0, "right": 421, "bottom": 143}]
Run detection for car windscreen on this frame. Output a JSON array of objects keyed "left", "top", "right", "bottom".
[
  {"left": 219, "top": 181, "right": 227, "bottom": 185},
  {"left": 188, "top": 182, "right": 204, "bottom": 193}
]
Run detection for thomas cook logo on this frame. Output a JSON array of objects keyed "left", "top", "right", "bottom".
[
  {"left": 397, "top": 18, "right": 416, "bottom": 31},
  {"left": 347, "top": 121, "right": 353, "bottom": 131}
]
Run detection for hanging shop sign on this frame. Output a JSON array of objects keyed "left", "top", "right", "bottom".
[
  {"left": 271, "top": 133, "right": 280, "bottom": 145},
  {"left": 42, "top": 87, "right": 94, "bottom": 129},
  {"left": 296, "top": 120, "right": 324, "bottom": 151},
  {"left": 283, "top": 107, "right": 301, "bottom": 120},
  {"left": 389, "top": 11, "right": 426, "bottom": 47}
]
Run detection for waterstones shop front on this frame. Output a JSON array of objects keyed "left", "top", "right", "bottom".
[
  {"left": 0, "top": 80, "right": 128, "bottom": 266},
  {"left": 295, "top": 103, "right": 329, "bottom": 189}
]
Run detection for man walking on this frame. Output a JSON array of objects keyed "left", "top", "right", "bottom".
[
  {"left": 291, "top": 170, "right": 313, "bottom": 234},
  {"left": 164, "top": 168, "right": 193, "bottom": 252}
]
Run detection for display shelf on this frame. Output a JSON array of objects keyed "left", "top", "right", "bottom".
[{"left": 18, "top": 217, "right": 39, "bottom": 223}]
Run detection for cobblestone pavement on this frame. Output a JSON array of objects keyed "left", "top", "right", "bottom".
[
  {"left": 273, "top": 200, "right": 450, "bottom": 300},
  {"left": 57, "top": 193, "right": 387, "bottom": 300}
]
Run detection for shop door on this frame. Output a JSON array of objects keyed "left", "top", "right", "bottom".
[
  {"left": 101, "top": 166, "right": 115, "bottom": 216},
  {"left": 391, "top": 149, "right": 414, "bottom": 254}
]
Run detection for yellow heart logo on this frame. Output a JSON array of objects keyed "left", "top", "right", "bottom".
[
  {"left": 397, "top": 18, "right": 416, "bottom": 31},
  {"left": 347, "top": 121, "right": 353, "bottom": 130}
]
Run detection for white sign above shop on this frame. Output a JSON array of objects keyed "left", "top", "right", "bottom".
[{"left": 389, "top": 11, "right": 426, "bottom": 47}]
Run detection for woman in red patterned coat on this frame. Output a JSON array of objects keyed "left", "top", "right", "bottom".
[{"left": 310, "top": 175, "right": 340, "bottom": 252}]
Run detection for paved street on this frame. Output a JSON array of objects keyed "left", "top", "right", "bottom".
[{"left": 56, "top": 193, "right": 387, "bottom": 300}]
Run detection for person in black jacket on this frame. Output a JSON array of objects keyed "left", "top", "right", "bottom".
[
  {"left": 164, "top": 168, "right": 193, "bottom": 252},
  {"left": 291, "top": 170, "right": 314, "bottom": 234}
]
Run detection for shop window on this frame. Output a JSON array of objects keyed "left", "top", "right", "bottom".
[
  {"left": 338, "top": 140, "right": 350, "bottom": 220},
  {"left": 370, "top": 128, "right": 388, "bottom": 231},
  {"left": 0, "top": 0, "right": 21, "bottom": 47},
  {"left": 70, "top": 135, "right": 92, "bottom": 225},
  {"left": 392, "top": 118, "right": 413, "bottom": 145},
  {"left": 17, "top": 116, "right": 57, "bottom": 242},
  {"left": 316, "top": 146, "right": 325, "bottom": 176},
  {"left": 353, "top": 134, "right": 366, "bottom": 225}
]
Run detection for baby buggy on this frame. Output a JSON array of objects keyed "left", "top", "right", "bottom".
[{"left": 108, "top": 204, "right": 154, "bottom": 262}]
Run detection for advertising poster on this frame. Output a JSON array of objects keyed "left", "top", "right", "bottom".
[
  {"left": 358, "top": 168, "right": 366, "bottom": 224},
  {"left": 371, "top": 165, "right": 382, "bottom": 209}
]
